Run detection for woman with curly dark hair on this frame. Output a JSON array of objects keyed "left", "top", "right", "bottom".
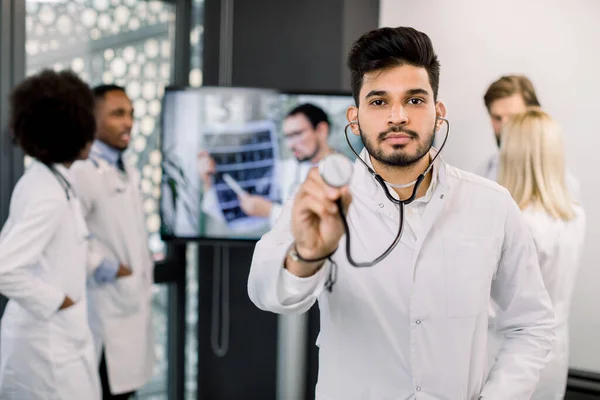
[{"left": 0, "top": 69, "right": 101, "bottom": 399}]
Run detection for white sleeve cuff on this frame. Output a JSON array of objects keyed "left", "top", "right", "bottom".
[{"left": 278, "top": 259, "right": 330, "bottom": 306}]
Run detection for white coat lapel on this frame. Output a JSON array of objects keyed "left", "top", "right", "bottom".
[
  {"left": 350, "top": 155, "right": 417, "bottom": 249},
  {"left": 412, "top": 160, "right": 449, "bottom": 258},
  {"left": 91, "top": 156, "right": 128, "bottom": 193}
]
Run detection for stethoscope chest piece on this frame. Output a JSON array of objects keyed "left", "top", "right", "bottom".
[{"left": 319, "top": 153, "right": 354, "bottom": 188}]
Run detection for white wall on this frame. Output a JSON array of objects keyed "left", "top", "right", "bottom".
[{"left": 380, "top": 0, "right": 600, "bottom": 373}]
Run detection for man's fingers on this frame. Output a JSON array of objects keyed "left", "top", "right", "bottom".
[
  {"left": 299, "top": 179, "right": 330, "bottom": 204},
  {"left": 303, "top": 169, "right": 346, "bottom": 202},
  {"left": 298, "top": 192, "right": 339, "bottom": 220},
  {"left": 298, "top": 182, "right": 339, "bottom": 214},
  {"left": 340, "top": 189, "right": 353, "bottom": 215}
]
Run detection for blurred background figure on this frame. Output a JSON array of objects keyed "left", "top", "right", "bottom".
[
  {"left": 71, "top": 85, "right": 156, "bottom": 400},
  {"left": 0, "top": 70, "right": 100, "bottom": 399},
  {"left": 497, "top": 108, "right": 586, "bottom": 399},
  {"left": 479, "top": 75, "right": 582, "bottom": 201}
]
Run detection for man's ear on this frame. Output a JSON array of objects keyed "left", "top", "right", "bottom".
[
  {"left": 435, "top": 101, "right": 447, "bottom": 130},
  {"left": 316, "top": 121, "right": 329, "bottom": 138},
  {"left": 346, "top": 106, "right": 360, "bottom": 136}
]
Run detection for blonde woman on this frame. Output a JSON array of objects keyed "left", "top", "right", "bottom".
[{"left": 498, "top": 108, "right": 586, "bottom": 399}]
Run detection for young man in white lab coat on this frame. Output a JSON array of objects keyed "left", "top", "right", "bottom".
[
  {"left": 198, "top": 103, "right": 336, "bottom": 228},
  {"left": 248, "top": 26, "right": 556, "bottom": 399},
  {"left": 0, "top": 70, "right": 101, "bottom": 399},
  {"left": 71, "top": 85, "right": 155, "bottom": 399}
]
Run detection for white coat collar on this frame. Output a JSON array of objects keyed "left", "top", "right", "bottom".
[
  {"left": 88, "top": 152, "right": 134, "bottom": 177},
  {"left": 351, "top": 147, "right": 448, "bottom": 202},
  {"left": 91, "top": 140, "right": 122, "bottom": 166}
]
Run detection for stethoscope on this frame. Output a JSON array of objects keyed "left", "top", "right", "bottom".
[
  {"left": 45, "top": 163, "right": 91, "bottom": 242},
  {"left": 316, "top": 116, "right": 450, "bottom": 287},
  {"left": 46, "top": 163, "right": 76, "bottom": 200}
]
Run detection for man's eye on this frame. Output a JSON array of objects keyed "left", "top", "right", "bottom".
[
  {"left": 370, "top": 99, "right": 385, "bottom": 106},
  {"left": 408, "top": 98, "right": 424, "bottom": 105}
]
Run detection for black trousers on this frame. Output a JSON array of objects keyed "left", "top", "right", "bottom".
[{"left": 99, "top": 350, "right": 136, "bottom": 400}]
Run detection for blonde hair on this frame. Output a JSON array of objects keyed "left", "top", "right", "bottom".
[{"left": 498, "top": 108, "right": 575, "bottom": 220}]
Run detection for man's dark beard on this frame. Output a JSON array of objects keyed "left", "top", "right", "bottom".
[
  {"left": 359, "top": 123, "right": 435, "bottom": 168},
  {"left": 295, "top": 143, "right": 321, "bottom": 163}
]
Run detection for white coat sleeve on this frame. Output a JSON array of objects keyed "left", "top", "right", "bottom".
[
  {"left": 0, "top": 196, "right": 67, "bottom": 319},
  {"left": 247, "top": 197, "right": 331, "bottom": 315},
  {"left": 480, "top": 191, "right": 556, "bottom": 399},
  {"left": 70, "top": 162, "right": 118, "bottom": 276},
  {"left": 268, "top": 202, "right": 283, "bottom": 227}
]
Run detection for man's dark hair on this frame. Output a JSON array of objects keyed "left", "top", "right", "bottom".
[
  {"left": 346, "top": 26, "right": 441, "bottom": 105},
  {"left": 484, "top": 75, "right": 541, "bottom": 111},
  {"left": 93, "top": 83, "right": 126, "bottom": 100},
  {"left": 10, "top": 69, "right": 95, "bottom": 164},
  {"left": 286, "top": 103, "right": 330, "bottom": 132}
]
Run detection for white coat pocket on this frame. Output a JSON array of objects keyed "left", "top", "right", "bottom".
[
  {"left": 50, "top": 301, "right": 90, "bottom": 363},
  {"left": 112, "top": 274, "right": 143, "bottom": 314},
  {"left": 53, "top": 301, "right": 88, "bottom": 342},
  {"left": 444, "top": 236, "right": 496, "bottom": 318}
]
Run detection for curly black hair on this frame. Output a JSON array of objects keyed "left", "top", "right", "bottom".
[{"left": 9, "top": 69, "right": 96, "bottom": 164}]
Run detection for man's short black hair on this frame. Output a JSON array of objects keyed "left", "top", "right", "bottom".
[
  {"left": 10, "top": 69, "right": 96, "bottom": 164},
  {"left": 93, "top": 84, "right": 126, "bottom": 100},
  {"left": 346, "top": 26, "right": 441, "bottom": 105},
  {"left": 286, "top": 103, "right": 330, "bottom": 132}
]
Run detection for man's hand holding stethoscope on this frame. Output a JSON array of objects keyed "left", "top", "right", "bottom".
[{"left": 286, "top": 157, "right": 353, "bottom": 278}]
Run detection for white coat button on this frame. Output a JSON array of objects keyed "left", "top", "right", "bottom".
[
  {"left": 379, "top": 203, "right": 384, "bottom": 208},
  {"left": 416, "top": 386, "right": 421, "bottom": 392},
  {"left": 415, "top": 319, "right": 421, "bottom": 325}
]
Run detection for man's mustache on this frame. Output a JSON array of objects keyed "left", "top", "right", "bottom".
[{"left": 378, "top": 125, "right": 419, "bottom": 141}]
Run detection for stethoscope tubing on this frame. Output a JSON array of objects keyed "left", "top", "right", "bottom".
[{"left": 336, "top": 117, "right": 450, "bottom": 268}]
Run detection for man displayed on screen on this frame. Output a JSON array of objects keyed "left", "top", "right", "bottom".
[{"left": 198, "top": 103, "right": 337, "bottom": 227}]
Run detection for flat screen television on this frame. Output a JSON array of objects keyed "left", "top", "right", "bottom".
[{"left": 159, "top": 86, "right": 363, "bottom": 241}]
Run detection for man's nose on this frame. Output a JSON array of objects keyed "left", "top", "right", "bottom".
[
  {"left": 388, "top": 105, "right": 408, "bottom": 125},
  {"left": 124, "top": 115, "right": 133, "bottom": 130}
]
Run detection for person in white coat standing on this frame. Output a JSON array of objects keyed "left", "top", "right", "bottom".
[
  {"left": 247, "top": 26, "right": 556, "bottom": 399},
  {"left": 71, "top": 84, "right": 155, "bottom": 399},
  {"left": 478, "top": 75, "right": 581, "bottom": 200},
  {"left": 0, "top": 69, "right": 101, "bottom": 399},
  {"left": 497, "top": 108, "right": 586, "bottom": 399}
]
